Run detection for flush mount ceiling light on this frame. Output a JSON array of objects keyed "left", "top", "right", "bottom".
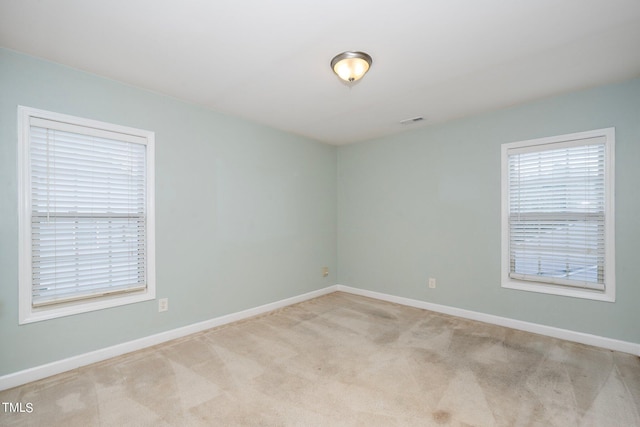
[{"left": 331, "top": 51, "right": 372, "bottom": 83}]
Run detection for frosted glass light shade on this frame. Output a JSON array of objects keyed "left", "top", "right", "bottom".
[{"left": 331, "top": 51, "right": 372, "bottom": 83}]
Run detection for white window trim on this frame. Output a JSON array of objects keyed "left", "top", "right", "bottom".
[
  {"left": 500, "top": 128, "right": 615, "bottom": 302},
  {"left": 18, "top": 106, "right": 156, "bottom": 324}
]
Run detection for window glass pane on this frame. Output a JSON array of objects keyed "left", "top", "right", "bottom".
[
  {"left": 508, "top": 142, "right": 605, "bottom": 289},
  {"left": 30, "top": 123, "right": 147, "bottom": 306}
]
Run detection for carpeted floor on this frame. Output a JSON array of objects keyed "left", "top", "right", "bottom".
[{"left": 1, "top": 291, "right": 639, "bottom": 426}]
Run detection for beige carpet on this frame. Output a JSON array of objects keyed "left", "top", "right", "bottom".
[{"left": 1, "top": 292, "right": 639, "bottom": 426}]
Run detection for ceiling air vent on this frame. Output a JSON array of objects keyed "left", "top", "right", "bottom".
[{"left": 399, "top": 116, "right": 424, "bottom": 125}]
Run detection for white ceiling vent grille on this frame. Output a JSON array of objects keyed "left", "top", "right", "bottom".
[{"left": 399, "top": 116, "right": 424, "bottom": 125}]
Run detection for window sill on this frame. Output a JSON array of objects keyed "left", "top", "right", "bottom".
[
  {"left": 501, "top": 278, "right": 615, "bottom": 302},
  {"left": 19, "top": 289, "right": 155, "bottom": 325}
]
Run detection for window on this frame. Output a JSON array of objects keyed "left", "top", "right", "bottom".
[
  {"left": 501, "top": 128, "right": 615, "bottom": 301},
  {"left": 18, "top": 107, "right": 155, "bottom": 323}
]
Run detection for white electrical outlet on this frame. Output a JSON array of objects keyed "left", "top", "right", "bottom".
[
  {"left": 428, "top": 278, "right": 436, "bottom": 289},
  {"left": 322, "top": 267, "right": 329, "bottom": 277},
  {"left": 158, "top": 298, "right": 169, "bottom": 312}
]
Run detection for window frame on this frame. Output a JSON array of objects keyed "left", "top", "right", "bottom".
[
  {"left": 18, "top": 106, "right": 156, "bottom": 324},
  {"left": 500, "top": 128, "right": 615, "bottom": 302}
]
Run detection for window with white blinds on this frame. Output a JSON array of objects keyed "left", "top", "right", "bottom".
[
  {"left": 19, "top": 107, "right": 155, "bottom": 323},
  {"left": 501, "top": 128, "right": 615, "bottom": 302}
]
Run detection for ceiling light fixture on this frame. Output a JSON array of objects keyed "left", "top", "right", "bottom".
[{"left": 331, "top": 51, "right": 372, "bottom": 83}]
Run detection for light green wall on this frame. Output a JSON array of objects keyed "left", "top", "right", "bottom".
[
  {"left": 0, "top": 49, "right": 337, "bottom": 375},
  {"left": 338, "top": 77, "right": 640, "bottom": 344}
]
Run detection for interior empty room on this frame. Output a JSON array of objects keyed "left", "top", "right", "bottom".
[{"left": 1, "top": 1, "right": 639, "bottom": 426}]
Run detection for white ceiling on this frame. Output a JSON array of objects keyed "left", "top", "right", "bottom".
[{"left": 1, "top": 1, "right": 640, "bottom": 145}]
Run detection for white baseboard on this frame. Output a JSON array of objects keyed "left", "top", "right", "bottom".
[
  {"left": 3, "top": 283, "right": 638, "bottom": 391},
  {"left": 0, "top": 286, "right": 338, "bottom": 391},
  {"left": 336, "top": 285, "right": 640, "bottom": 356}
]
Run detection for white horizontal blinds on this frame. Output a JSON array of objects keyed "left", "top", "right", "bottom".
[
  {"left": 508, "top": 137, "right": 606, "bottom": 290},
  {"left": 30, "top": 118, "right": 147, "bottom": 306}
]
